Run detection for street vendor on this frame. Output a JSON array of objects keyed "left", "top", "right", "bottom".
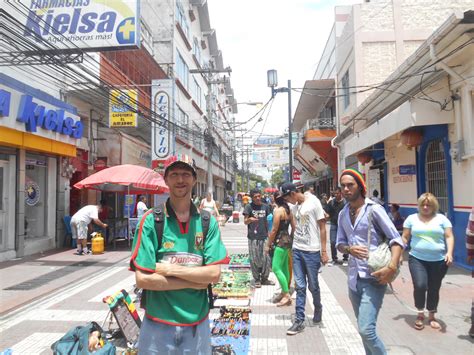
[
  {"left": 70, "top": 200, "right": 108, "bottom": 255},
  {"left": 130, "top": 154, "right": 228, "bottom": 353}
]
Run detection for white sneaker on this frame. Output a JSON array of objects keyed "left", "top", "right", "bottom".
[{"left": 342, "top": 261, "right": 348, "bottom": 266}]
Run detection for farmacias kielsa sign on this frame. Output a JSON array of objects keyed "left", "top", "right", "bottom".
[{"left": 18, "top": 0, "right": 140, "bottom": 50}]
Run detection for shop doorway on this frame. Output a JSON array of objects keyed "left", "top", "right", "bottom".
[{"left": 425, "top": 138, "right": 449, "bottom": 215}]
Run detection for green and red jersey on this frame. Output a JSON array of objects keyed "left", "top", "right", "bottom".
[{"left": 130, "top": 199, "right": 229, "bottom": 326}]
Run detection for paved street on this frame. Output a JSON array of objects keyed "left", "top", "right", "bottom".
[{"left": 0, "top": 216, "right": 472, "bottom": 354}]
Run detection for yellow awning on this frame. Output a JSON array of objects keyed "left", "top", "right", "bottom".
[{"left": 0, "top": 126, "right": 77, "bottom": 157}]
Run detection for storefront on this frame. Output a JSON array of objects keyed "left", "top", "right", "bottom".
[{"left": 0, "top": 74, "right": 83, "bottom": 261}]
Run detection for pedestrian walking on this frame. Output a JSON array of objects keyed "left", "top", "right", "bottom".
[
  {"left": 389, "top": 203, "right": 405, "bottom": 234},
  {"left": 401, "top": 193, "right": 454, "bottom": 331},
  {"left": 336, "top": 169, "right": 404, "bottom": 355},
  {"left": 325, "top": 187, "right": 348, "bottom": 266},
  {"left": 200, "top": 192, "right": 220, "bottom": 217},
  {"left": 370, "top": 189, "right": 384, "bottom": 206},
  {"left": 136, "top": 195, "right": 148, "bottom": 219},
  {"left": 243, "top": 188, "right": 273, "bottom": 288},
  {"left": 280, "top": 182, "right": 328, "bottom": 335},
  {"left": 466, "top": 207, "right": 474, "bottom": 338},
  {"left": 130, "top": 155, "right": 228, "bottom": 354},
  {"left": 265, "top": 191, "right": 295, "bottom": 307},
  {"left": 70, "top": 200, "right": 108, "bottom": 255}
]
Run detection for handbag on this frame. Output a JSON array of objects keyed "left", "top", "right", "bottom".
[
  {"left": 367, "top": 206, "right": 399, "bottom": 282},
  {"left": 276, "top": 230, "right": 292, "bottom": 248}
]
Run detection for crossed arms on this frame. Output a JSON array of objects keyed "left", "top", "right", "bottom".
[{"left": 135, "top": 263, "right": 221, "bottom": 291}]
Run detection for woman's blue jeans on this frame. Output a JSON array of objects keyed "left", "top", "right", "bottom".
[{"left": 349, "top": 278, "right": 387, "bottom": 355}]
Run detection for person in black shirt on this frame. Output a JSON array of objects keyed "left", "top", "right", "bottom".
[
  {"left": 325, "top": 187, "right": 348, "bottom": 265},
  {"left": 244, "top": 189, "right": 273, "bottom": 288}
]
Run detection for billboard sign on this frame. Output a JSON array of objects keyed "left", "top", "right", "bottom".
[
  {"left": 20, "top": 0, "right": 140, "bottom": 51},
  {"left": 151, "top": 79, "right": 174, "bottom": 163},
  {"left": 109, "top": 89, "right": 138, "bottom": 127}
]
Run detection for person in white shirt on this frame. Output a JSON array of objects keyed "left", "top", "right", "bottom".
[
  {"left": 136, "top": 195, "right": 148, "bottom": 218},
  {"left": 281, "top": 182, "right": 328, "bottom": 335},
  {"left": 199, "top": 192, "right": 220, "bottom": 217},
  {"left": 70, "top": 201, "right": 108, "bottom": 255}
]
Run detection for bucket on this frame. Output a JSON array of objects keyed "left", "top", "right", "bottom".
[{"left": 232, "top": 211, "right": 240, "bottom": 223}]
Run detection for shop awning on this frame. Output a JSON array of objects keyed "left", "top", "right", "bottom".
[
  {"left": 304, "top": 129, "right": 338, "bottom": 174},
  {"left": 294, "top": 143, "right": 328, "bottom": 175},
  {"left": 293, "top": 79, "right": 335, "bottom": 132}
]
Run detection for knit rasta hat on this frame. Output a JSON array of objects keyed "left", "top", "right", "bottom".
[{"left": 340, "top": 168, "right": 367, "bottom": 196}]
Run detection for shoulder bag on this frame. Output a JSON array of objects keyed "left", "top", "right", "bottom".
[{"left": 367, "top": 206, "right": 399, "bottom": 282}]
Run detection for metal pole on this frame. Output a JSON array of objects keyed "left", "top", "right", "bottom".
[
  {"left": 241, "top": 138, "right": 244, "bottom": 192},
  {"left": 246, "top": 149, "right": 250, "bottom": 191},
  {"left": 288, "top": 80, "right": 293, "bottom": 183},
  {"left": 206, "top": 80, "right": 214, "bottom": 196}
]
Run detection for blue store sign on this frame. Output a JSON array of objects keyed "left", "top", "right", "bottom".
[
  {"left": 0, "top": 89, "right": 83, "bottom": 139},
  {"left": 399, "top": 165, "right": 416, "bottom": 175}
]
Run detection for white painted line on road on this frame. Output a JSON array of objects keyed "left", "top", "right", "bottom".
[
  {"left": 88, "top": 274, "right": 136, "bottom": 302},
  {"left": 306, "top": 276, "right": 365, "bottom": 355},
  {"left": 28, "top": 309, "right": 109, "bottom": 323},
  {"left": 0, "top": 265, "right": 126, "bottom": 332},
  {"left": 10, "top": 332, "right": 63, "bottom": 354}
]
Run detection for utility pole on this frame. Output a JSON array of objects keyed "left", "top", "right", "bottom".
[
  {"left": 191, "top": 67, "right": 232, "bottom": 197},
  {"left": 246, "top": 148, "right": 250, "bottom": 191}
]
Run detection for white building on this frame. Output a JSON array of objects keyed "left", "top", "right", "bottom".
[{"left": 147, "top": 0, "right": 236, "bottom": 202}]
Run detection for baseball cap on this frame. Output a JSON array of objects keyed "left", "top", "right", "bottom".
[
  {"left": 279, "top": 182, "right": 297, "bottom": 196},
  {"left": 164, "top": 154, "right": 196, "bottom": 176}
]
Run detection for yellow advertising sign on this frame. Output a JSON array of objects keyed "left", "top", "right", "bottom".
[{"left": 109, "top": 89, "right": 138, "bottom": 127}]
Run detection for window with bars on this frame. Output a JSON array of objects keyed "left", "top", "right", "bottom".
[
  {"left": 425, "top": 138, "right": 448, "bottom": 215},
  {"left": 342, "top": 71, "right": 350, "bottom": 109}
]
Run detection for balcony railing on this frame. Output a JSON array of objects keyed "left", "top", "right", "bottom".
[{"left": 309, "top": 117, "right": 335, "bottom": 130}]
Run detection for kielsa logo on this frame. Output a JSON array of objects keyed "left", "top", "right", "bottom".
[{"left": 23, "top": 0, "right": 137, "bottom": 47}]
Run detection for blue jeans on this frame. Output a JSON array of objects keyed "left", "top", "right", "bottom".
[
  {"left": 292, "top": 248, "right": 322, "bottom": 322},
  {"left": 138, "top": 316, "right": 211, "bottom": 354},
  {"left": 349, "top": 278, "right": 387, "bottom": 355}
]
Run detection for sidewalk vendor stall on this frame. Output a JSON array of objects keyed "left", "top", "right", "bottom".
[
  {"left": 211, "top": 253, "right": 252, "bottom": 355},
  {"left": 73, "top": 164, "right": 168, "bottom": 247}
]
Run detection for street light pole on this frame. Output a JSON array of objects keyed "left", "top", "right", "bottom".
[{"left": 267, "top": 69, "right": 293, "bottom": 183}]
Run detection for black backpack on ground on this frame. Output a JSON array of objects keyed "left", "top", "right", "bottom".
[{"left": 153, "top": 204, "right": 215, "bottom": 308}]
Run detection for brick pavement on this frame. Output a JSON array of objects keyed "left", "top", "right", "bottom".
[{"left": 0, "top": 217, "right": 472, "bottom": 354}]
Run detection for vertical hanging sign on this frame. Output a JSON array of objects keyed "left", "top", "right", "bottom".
[{"left": 151, "top": 79, "right": 173, "bottom": 172}]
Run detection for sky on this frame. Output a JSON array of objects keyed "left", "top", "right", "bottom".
[{"left": 207, "top": 0, "right": 361, "bottom": 142}]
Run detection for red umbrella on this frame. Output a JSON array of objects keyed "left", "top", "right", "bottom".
[
  {"left": 73, "top": 164, "right": 169, "bottom": 194},
  {"left": 264, "top": 187, "right": 278, "bottom": 193}
]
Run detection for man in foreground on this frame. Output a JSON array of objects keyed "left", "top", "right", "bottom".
[
  {"left": 130, "top": 155, "right": 228, "bottom": 353},
  {"left": 337, "top": 169, "right": 404, "bottom": 354}
]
